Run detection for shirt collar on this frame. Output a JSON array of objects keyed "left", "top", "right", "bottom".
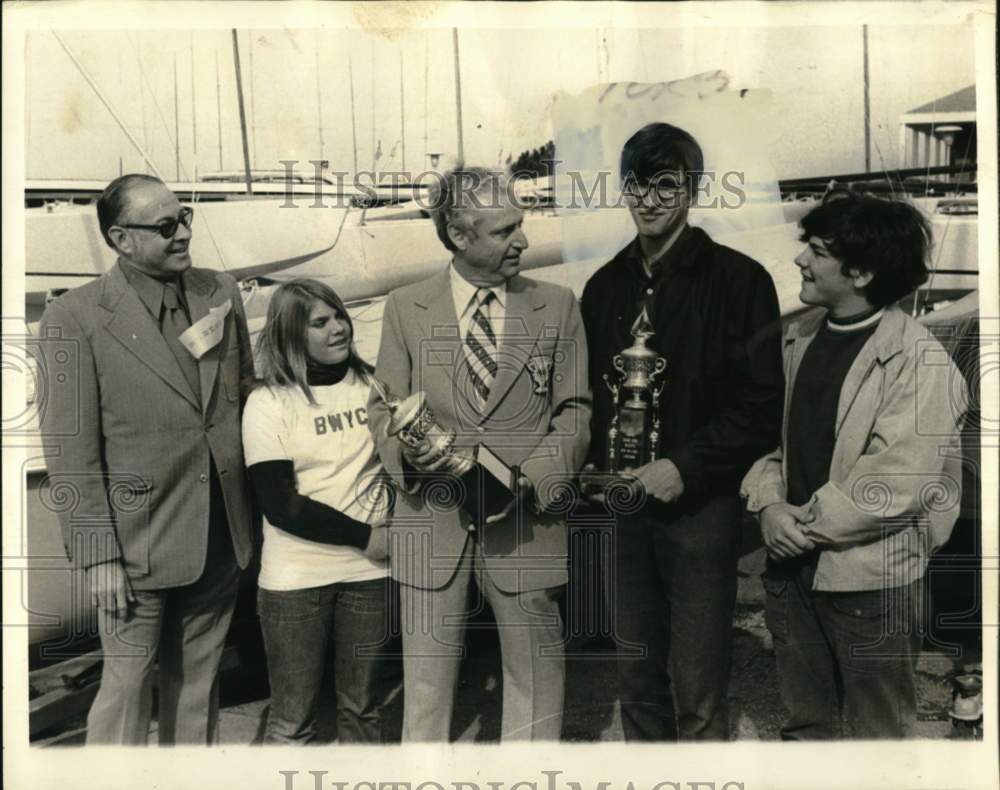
[
  {"left": 623, "top": 224, "right": 698, "bottom": 280},
  {"left": 449, "top": 262, "right": 507, "bottom": 315},
  {"left": 119, "top": 260, "right": 186, "bottom": 317}
]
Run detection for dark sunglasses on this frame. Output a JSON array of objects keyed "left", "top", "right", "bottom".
[{"left": 117, "top": 206, "right": 194, "bottom": 239}]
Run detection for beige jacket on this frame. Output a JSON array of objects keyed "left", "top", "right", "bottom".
[
  {"left": 38, "top": 263, "right": 256, "bottom": 589},
  {"left": 368, "top": 270, "right": 591, "bottom": 593},
  {"left": 741, "top": 306, "right": 967, "bottom": 591}
]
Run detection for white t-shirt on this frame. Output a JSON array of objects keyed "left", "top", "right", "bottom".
[{"left": 242, "top": 371, "right": 390, "bottom": 591}]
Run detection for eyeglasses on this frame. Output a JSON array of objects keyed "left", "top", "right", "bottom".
[
  {"left": 117, "top": 206, "right": 194, "bottom": 238},
  {"left": 622, "top": 179, "right": 687, "bottom": 203}
]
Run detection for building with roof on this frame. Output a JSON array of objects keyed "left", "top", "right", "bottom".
[{"left": 899, "top": 85, "right": 976, "bottom": 179}]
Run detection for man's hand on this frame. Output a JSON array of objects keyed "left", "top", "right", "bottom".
[
  {"left": 632, "top": 458, "right": 685, "bottom": 504},
  {"left": 484, "top": 475, "right": 535, "bottom": 525},
  {"left": 579, "top": 463, "right": 608, "bottom": 505},
  {"left": 88, "top": 559, "right": 134, "bottom": 619},
  {"left": 760, "top": 502, "right": 815, "bottom": 560},
  {"left": 402, "top": 440, "right": 453, "bottom": 473},
  {"left": 362, "top": 523, "right": 391, "bottom": 562}
]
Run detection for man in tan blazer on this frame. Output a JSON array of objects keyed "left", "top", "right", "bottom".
[
  {"left": 38, "top": 174, "right": 255, "bottom": 744},
  {"left": 368, "top": 168, "right": 591, "bottom": 741}
]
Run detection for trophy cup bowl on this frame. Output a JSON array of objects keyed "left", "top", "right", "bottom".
[
  {"left": 614, "top": 343, "right": 667, "bottom": 407},
  {"left": 383, "top": 391, "right": 475, "bottom": 475},
  {"left": 372, "top": 379, "right": 517, "bottom": 526}
]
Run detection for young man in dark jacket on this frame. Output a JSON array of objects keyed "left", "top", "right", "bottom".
[{"left": 580, "top": 122, "right": 784, "bottom": 740}]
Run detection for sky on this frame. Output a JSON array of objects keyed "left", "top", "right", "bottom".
[{"left": 24, "top": 22, "right": 976, "bottom": 182}]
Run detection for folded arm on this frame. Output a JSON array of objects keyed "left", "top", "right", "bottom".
[{"left": 248, "top": 460, "right": 372, "bottom": 548}]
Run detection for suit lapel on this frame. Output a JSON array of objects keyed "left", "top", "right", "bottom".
[
  {"left": 184, "top": 269, "right": 223, "bottom": 416},
  {"left": 481, "top": 278, "right": 546, "bottom": 420},
  {"left": 101, "top": 264, "right": 202, "bottom": 411},
  {"left": 408, "top": 271, "right": 481, "bottom": 419},
  {"left": 413, "top": 271, "right": 461, "bottom": 385}
]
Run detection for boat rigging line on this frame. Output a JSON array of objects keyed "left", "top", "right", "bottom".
[{"left": 51, "top": 31, "right": 163, "bottom": 180}]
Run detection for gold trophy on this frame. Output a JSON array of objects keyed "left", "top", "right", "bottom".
[
  {"left": 604, "top": 307, "right": 666, "bottom": 473},
  {"left": 371, "top": 378, "right": 517, "bottom": 526}
]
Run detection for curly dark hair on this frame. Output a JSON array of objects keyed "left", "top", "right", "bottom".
[{"left": 799, "top": 193, "right": 931, "bottom": 308}]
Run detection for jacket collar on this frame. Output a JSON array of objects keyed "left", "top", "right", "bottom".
[
  {"left": 97, "top": 262, "right": 224, "bottom": 414},
  {"left": 98, "top": 261, "right": 218, "bottom": 313},
  {"left": 786, "top": 305, "right": 907, "bottom": 365}
]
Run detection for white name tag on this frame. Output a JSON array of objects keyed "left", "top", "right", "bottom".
[{"left": 179, "top": 301, "right": 231, "bottom": 359}]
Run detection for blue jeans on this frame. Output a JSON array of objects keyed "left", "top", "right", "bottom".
[
  {"left": 257, "top": 577, "right": 395, "bottom": 744},
  {"left": 764, "top": 573, "right": 925, "bottom": 739}
]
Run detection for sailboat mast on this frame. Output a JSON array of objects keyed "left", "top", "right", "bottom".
[
  {"left": 190, "top": 33, "right": 198, "bottom": 180},
  {"left": 248, "top": 32, "right": 257, "bottom": 168},
  {"left": 232, "top": 30, "right": 254, "bottom": 196},
  {"left": 452, "top": 28, "right": 464, "bottom": 165},
  {"left": 349, "top": 56, "right": 359, "bottom": 174},
  {"left": 316, "top": 31, "right": 325, "bottom": 160},
  {"left": 423, "top": 34, "right": 429, "bottom": 166},
  {"left": 400, "top": 50, "right": 406, "bottom": 173},
  {"left": 216, "top": 50, "right": 224, "bottom": 170},
  {"left": 863, "top": 25, "right": 871, "bottom": 173},
  {"left": 173, "top": 54, "right": 181, "bottom": 181},
  {"left": 51, "top": 31, "right": 163, "bottom": 178}
]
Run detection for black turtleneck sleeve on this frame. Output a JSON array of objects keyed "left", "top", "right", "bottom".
[{"left": 248, "top": 460, "right": 373, "bottom": 549}]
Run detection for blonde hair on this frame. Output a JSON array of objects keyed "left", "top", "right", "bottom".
[{"left": 254, "top": 279, "right": 372, "bottom": 405}]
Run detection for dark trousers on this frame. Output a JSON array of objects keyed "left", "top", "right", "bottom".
[
  {"left": 764, "top": 573, "right": 925, "bottom": 739},
  {"left": 257, "top": 577, "right": 395, "bottom": 744},
  {"left": 613, "top": 495, "right": 741, "bottom": 741}
]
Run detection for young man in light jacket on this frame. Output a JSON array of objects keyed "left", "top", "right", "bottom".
[{"left": 741, "top": 193, "right": 968, "bottom": 739}]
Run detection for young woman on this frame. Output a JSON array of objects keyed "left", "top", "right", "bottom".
[{"left": 242, "top": 278, "right": 395, "bottom": 744}]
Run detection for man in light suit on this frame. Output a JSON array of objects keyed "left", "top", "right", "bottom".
[
  {"left": 38, "top": 174, "right": 255, "bottom": 744},
  {"left": 368, "top": 167, "right": 591, "bottom": 741}
]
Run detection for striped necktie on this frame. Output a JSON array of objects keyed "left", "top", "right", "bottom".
[{"left": 464, "top": 288, "right": 498, "bottom": 409}]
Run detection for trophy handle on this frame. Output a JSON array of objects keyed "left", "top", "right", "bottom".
[
  {"left": 602, "top": 373, "right": 619, "bottom": 403},
  {"left": 613, "top": 354, "right": 626, "bottom": 376},
  {"left": 653, "top": 358, "right": 666, "bottom": 378}
]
